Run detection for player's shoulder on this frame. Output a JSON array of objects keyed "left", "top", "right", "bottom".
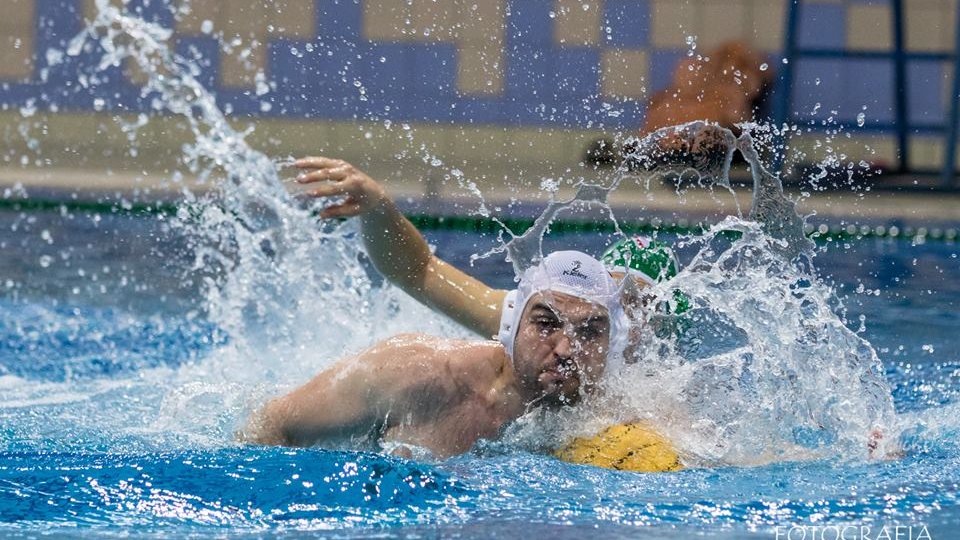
[{"left": 377, "top": 334, "right": 504, "bottom": 377}]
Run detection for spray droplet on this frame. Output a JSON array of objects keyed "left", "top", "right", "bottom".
[
  {"left": 255, "top": 78, "right": 270, "bottom": 97},
  {"left": 45, "top": 48, "right": 64, "bottom": 66},
  {"left": 540, "top": 178, "right": 559, "bottom": 192},
  {"left": 759, "top": 63, "right": 768, "bottom": 71},
  {"left": 200, "top": 20, "right": 213, "bottom": 34},
  {"left": 856, "top": 113, "right": 866, "bottom": 127}
]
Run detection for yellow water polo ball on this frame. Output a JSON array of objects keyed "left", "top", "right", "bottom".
[{"left": 554, "top": 423, "right": 684, "bottom": 473}]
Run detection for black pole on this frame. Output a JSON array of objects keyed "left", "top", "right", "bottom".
[
  {"left": 892, "top": 0, "right": 910, "bottom": 173},
  {"left": 943, "top": 0, "right": 960, "bottom": 187},
  {"left": 773, "top": 0, "right": 801, "bottom": 175}
]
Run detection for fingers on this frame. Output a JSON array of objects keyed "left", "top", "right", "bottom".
[
  {"left": 288, "top": 155, "right": 383, "bottom": 218},
  {"left": 306, "top": 183, "right": 350, "bottom": 198},
  {"left": 320, "top": 202, "right": 362, "bottom": 219},
  {"left": 293, "top": 156, "right": 345, "bottom": 170},
  {"left": 293, "top": 156, "right": 356, "bottom": 185},
  {"left": 296, "top": 166, "right": 351, "bottom": 184}
]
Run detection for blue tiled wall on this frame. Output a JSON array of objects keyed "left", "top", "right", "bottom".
[
  {"left": 798, "top": 2, "right": 847, "bottom": 51},
  {"left": 603, "top": 0, "right": 651, "bottom": 48},
  {"left": 0, "top": 0, "right": 951, "bottom": 132}
]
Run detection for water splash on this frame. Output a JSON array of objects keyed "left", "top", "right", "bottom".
[
  {"left": 11, "top": 2, "right": 905, "bottom": 469},
  {"left": 738, "top": 130, "right": 813, "bottom": 260},
  {"left": 76, "top": 1, "right": 385, "bottom": 360},
  {"left": 498, "top": 122, "right": 742, "bottom": 276},
  {"left": 487, "top": 181, "right": 622, "bottom": 277},
  {"left": 615, "top": 217, "right": 896, "bottom": 465},
  {"left": 40, "top": 1, "right": 470, "bottom": 443},
  {"left": 491, "top": 122, "right": 898, "bottom": 465}
]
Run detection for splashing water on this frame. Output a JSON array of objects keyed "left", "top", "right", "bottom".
[
  {"left": 4, "top": 4, "right": 960, "bottom": 536},
  {"left": 90, "top": 2, "right": 482, "bottom": 360},
  {"left": 618, "top": 217, "right": 896, "bottom": 465},
  {"left": 6, "top": 1, "right": 908, "bottom": 471},
  {"left": 495, "top": 122, "right": 898, "bottom": 465},
  {"left": 39, "top": 1, "right": 471, "bottom": 444},
  {"left": 495, "top": 122, "right": 738, "bottom": 275}
]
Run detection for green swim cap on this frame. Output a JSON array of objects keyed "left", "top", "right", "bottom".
[
  {"left": 601, "top": 236, "right": 690, "bottom": 315},
  {"left": 600, "top": 236, "right": 678, "bottom": 286}
]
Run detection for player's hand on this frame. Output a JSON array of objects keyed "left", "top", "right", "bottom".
[{"left": 293, "top": 157, "right": 389, "bottom": 219}]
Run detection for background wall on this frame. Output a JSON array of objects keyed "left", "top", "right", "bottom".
[{"left": 0, "top": 0, "right": 957, "bottom": 186}]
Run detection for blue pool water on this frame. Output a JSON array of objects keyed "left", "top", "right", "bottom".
[
  {"left": 3, "top": 1, "right": 956, "bottom": 536},
  {"left": 0, "top": 208, "right": 958, "bottom": 538}
]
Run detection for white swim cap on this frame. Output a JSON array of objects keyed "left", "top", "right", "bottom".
[{"left": 497, "top": 250, "right": 626, "bottom": 364}]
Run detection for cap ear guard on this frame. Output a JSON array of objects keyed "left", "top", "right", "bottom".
[{"left": 497, "top": 289, "right": 519, "bottom": 360}]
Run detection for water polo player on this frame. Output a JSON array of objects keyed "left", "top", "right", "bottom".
[{"left": 287, "top": 156, "right": 688, "bottom": 471}]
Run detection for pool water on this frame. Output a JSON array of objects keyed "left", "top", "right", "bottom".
[{"left": 0, "top": 208, "right": 957, "bottom": 538}]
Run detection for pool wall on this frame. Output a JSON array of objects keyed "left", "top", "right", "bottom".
[{"left": 0, "top": 0, "right": 957, "bottom": 176}]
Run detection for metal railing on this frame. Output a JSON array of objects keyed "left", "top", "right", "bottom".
[{"left": 774, "top": 0, "right": 960, "bottom": 188}]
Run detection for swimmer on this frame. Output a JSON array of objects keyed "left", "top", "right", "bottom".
[
  {"left": 287, "top": 156, "right": 687, "bottom": 470},
  {"left": 242, "top": 251, "right": 625, "bottom": 458},
  {"left": 289, "top": 152, "right": 897, "bottom": 465}
]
